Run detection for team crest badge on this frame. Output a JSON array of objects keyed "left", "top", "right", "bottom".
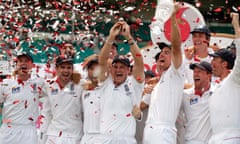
[
  {"left": 12, "top": 87, "right": 21, "bottom": 94},
  {"left": 124, "top": 84, "right": 132, "bottom": 96}
]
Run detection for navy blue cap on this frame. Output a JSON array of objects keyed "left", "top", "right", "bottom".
[
  {"left": 112, "top": 55, "right": 131, "bottom": 67},
  {"left": 157, "top": 42, "right": 171, "bottom": 50},
  {"left": 145, "top": 70, "right": 156, "bottom": 78},
  {"left": 17, "top": 52, "right": 33, "bottom": 62},
  {"left": 190, "top": 25, "right": 211, "bottom": 36},
  {"left": 56, "top": 55, "right": 73, "bottom": 66},
  {"left": 190, "top": 61, "right": 212, "bottom": 73}
]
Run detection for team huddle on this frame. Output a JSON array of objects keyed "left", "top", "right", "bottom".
[{"left": 0, "top": 3, "right": 240, "bottom": 144}]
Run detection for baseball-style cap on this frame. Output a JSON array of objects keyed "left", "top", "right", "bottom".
[
  {"left": 190, "top": 25, "right": 211, "bottom": 36},
  {"left": 55, "top": 55, "right": 73, "bottom": 66},
  {"left": 145, "top": 70, "right": 156, "bottom": 78},
  {"left": 86, "top": 58, "right": 98, "bottom": 69},
  {"left": 112, "top": 55, "right": 131, "bottom": 67},
  {"left": 16, "top": 52, "right": 33, "bottom": 62},
  {"left": 190, "top": 61, "right": 212, "bottom": 73},
  {"left": 157, "top": 42, "right": 171, "bottom": 50},
  {"left": 209, "top": 48, "right": 236, "bottom": 69}
]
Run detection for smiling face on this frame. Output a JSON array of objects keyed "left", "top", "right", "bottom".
[
  {"left": 157, "top": 47, "right": 171, "bottom": 71},
  {"left": 60, "top": 43, "right": 75, "bottom": 57},
  {"left": 56, "top": 62, "right": 73, "bottom": 83},
  {"left": 192, "top": 33, "right": 209, "bottom": 54},
  {"left": 193, "top": 67, "right": 211, "bottom": 89},
  {"left": 16, "top": 55, "right": 33, "bottom": 77},
  {"left": 111, "top": 62, "right": 130, "bottom": 86}
]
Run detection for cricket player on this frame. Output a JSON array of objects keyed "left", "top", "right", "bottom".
[
  {"left": 209, "top": 48, "right": 235, "bottom": 87},
  {"left": 80, "top": 58, "right": 102, "bottom": 144},
  {"left": 182, "top": 61, "right": 213, "bottom": 144},
  {"left": 0, "top": 52, "right": 47, "bottom": 144},
  {"left": 40, "top": 55, "right": 83, "bottom": 144},
  {"left": 143, "top": 3, "right": 185, "bottom": 144},
  {"left": 209, "top": 12, "right": 240, "bottom": 144},
  {"left": 97, "top": 20, "right": 145, "bottom": 144},
  {"left": 183, "top": 22, "right": 212, "bottom": 88}
]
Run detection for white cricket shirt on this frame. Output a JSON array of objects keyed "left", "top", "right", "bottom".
[
  {"left": 146, "top": 64, "right": 185, "bottom": 126},
  {"left": 82, "top": 87, "right": 101, "bottom": 134},
  {"left": 0, "top": 77, "right": 47, "bottom": 126},
  {"left": 209, "top": 38, "right": 240, "bottom": 134},
  {"left": 183, "top": 87, "right": 212, "bottom": 143},
  {"left": 42, "top": 80, "right": 83, "bottom": 138},
  {"left": 99, "top": 76, "right": 144, "bottom": 137}
]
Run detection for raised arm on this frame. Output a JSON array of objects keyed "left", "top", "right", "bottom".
[
  {"left": 229, "top": 13, "right": 240, "bottom": 84},
  {"left": 98, "top": 22, "right": 122, "bottom": 82},
  {"left": 171, "top": 3, "right": 182, "bottom": 69},
  {"left": 121, "top": 22, "right": 145, "bottom": 83},
  {"left": 232, "top": 13, "right": 240, "bottom": 39}
]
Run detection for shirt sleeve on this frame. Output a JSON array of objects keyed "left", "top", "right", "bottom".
[
  {"left": 0, "top": 79, "right": 10, "bottom": 103},
  {"left": 142, "top": 93, "right": 151, "bottom": 105},
  {"left": 40, "top": 94, "right": 52, "bottom": 134},
  {"left": 131, "top": 76, "right": 144, "bottom": 106}
]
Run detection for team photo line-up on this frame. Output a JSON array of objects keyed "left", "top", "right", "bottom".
[{"left": 0, "top": 2, "right": 240, "bottom": 144}]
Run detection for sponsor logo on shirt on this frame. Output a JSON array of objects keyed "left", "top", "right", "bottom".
[
  {"left": 190, "top": 97, "right": 198, "bottom": 105},
  {"left": 51, "top": 88, "right": 58, "bottom": 95},
  {"left": 12, "top": 86, "right": 21, "bottom": 94}
]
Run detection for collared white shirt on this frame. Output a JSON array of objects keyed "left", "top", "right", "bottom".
[
  {"left": 209, "top": 38, "right": 240, "bottom": 134},
  {"left": 99, "top": 76, "right": 144, "bottom": 136},
  {"left": 0, "top": 77, "right": 47, "bottom": 126},
  {"left": 41, "top": 80, "right": 83, "bottom": 138},
  {"left": 146, "top": 64, "right": 185, "bottom": 126},
  {"left": 182, "top": 87, "right": 213, "bottom": 143},
  {"left": 82, "top": 86, "right": 101, "bottom": 134}
]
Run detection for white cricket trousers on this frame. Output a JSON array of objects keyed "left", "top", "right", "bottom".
[
  {"left": 80, "top": 133, "right": 100, "bottom": 144},
  {"left": 0, "top": 124, "right": 38, "bottom": 144},
  {"left": 209, "top": 129, "right": 240, "bottom": 144},
  {"left": 46, "top": 135, "right": 81, "bottom": 144},
  {"left": 143, "top": 123, "right": 177, "bottom": 144}
]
